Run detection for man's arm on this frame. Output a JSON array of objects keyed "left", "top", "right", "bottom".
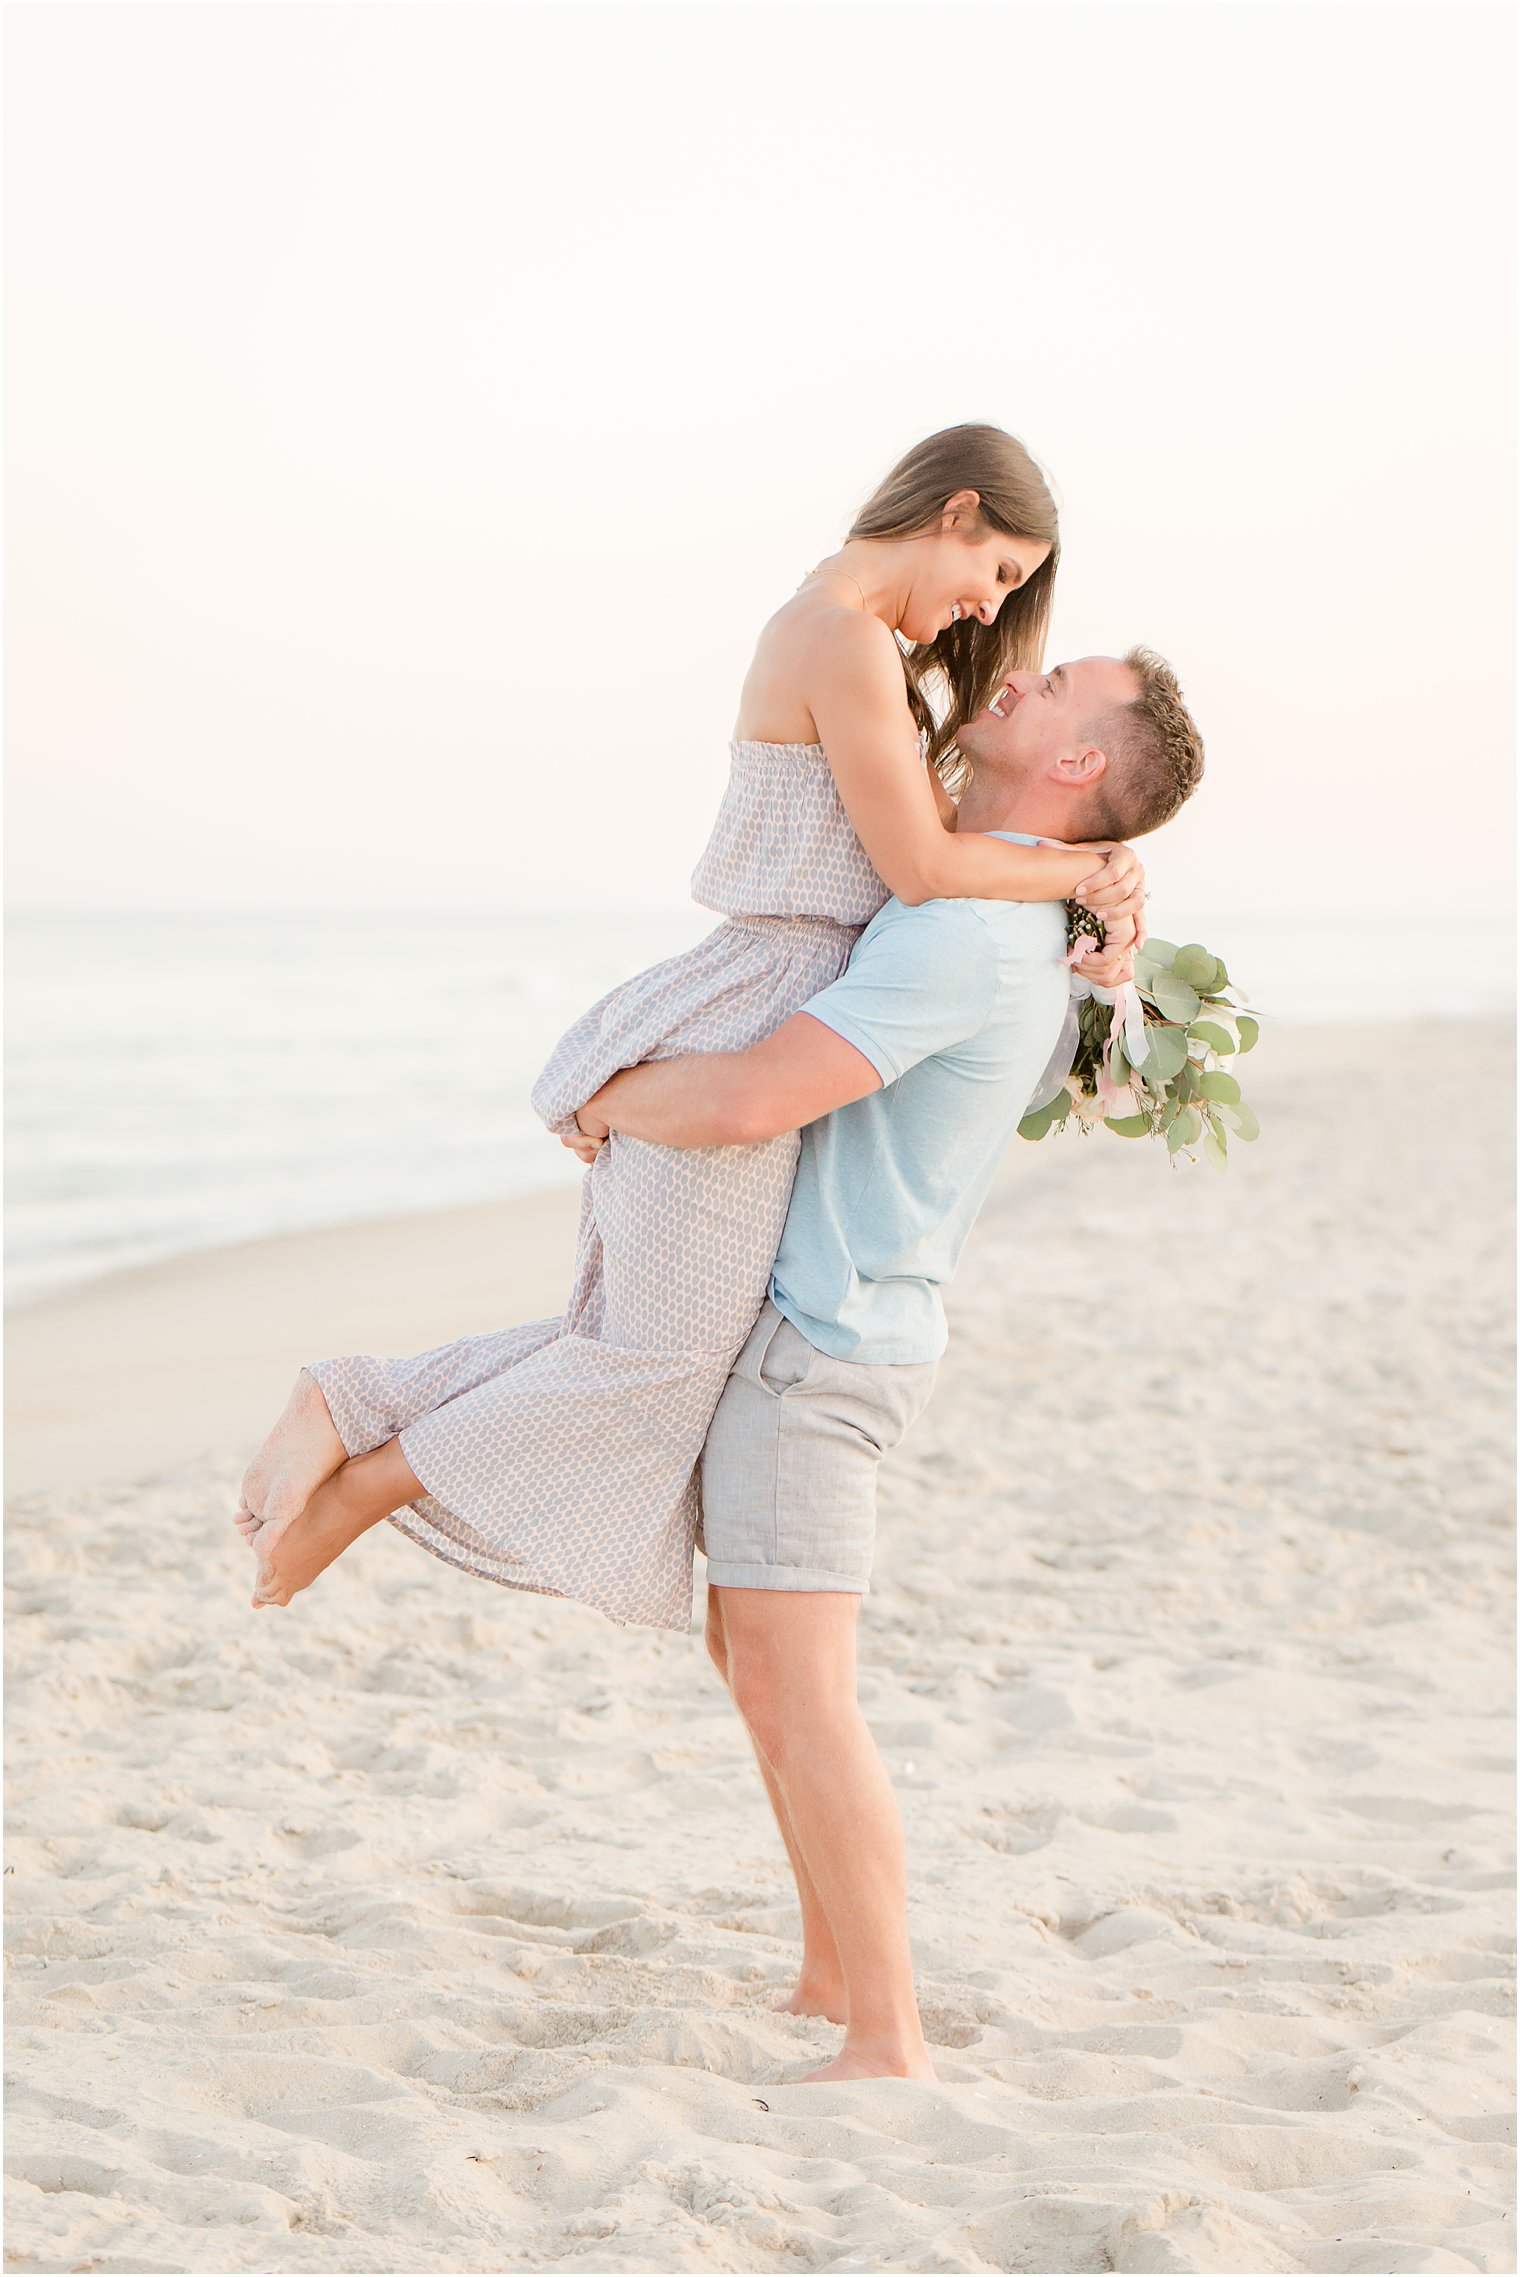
[{"left": 580, "top": 1014, "right": 882, "bottom": 1150}]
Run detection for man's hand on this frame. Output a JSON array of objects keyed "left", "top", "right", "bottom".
[{"left": 560, "top": 1105, "right": 610, "bottom": 1167}]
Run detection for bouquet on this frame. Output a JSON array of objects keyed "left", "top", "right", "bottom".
[{"left": 1018, "top": 917, "right": 1260, "bottom": 1172}]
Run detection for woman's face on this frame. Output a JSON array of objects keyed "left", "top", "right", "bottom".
[{"left": 909, "top": 509, "right": 1051, "bottom": 643}]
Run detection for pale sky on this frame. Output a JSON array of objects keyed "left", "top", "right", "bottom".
[{"left": 6, "top": 2, "right": 1515, "bottom": 921}]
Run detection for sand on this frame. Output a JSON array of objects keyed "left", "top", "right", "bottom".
[
  {"left": 4, "top": 1021, "right": 1514, "bottom": 2275},
  {"left": 3, "top": 1188, "right": 587, "bottom": 1501}
]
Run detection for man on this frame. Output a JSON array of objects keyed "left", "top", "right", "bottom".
[{"left": 574, "top": 647, "right": 1206, "bottom": 2083}]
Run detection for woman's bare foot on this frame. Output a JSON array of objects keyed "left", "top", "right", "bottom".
[
  {"left": 250, "top": 1441, "right": 420, "bottom": 1610},
  {"left": 252, "top": 1495, "right": 365, "bottom": 1609},
  {"left": 799, "top": 2043, "right": 937, "bottom": 2083},
  {"left": 236, "top": 1370, "right": 348, "bottom": 1552},
  {"left": 773, "top": 1972, "right": 848, "bottom": 2026}
]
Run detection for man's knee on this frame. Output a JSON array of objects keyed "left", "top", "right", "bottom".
[
  {"left": 727, "top": 1658, "right": 786, "bottom": 1761},
  {"left": 727, "top": 1654, "right": 849, "bottom": 1769}
]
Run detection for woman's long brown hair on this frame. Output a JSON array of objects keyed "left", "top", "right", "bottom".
[{"left": 847, "top": 422, "right": 1060, "bottom": 792}]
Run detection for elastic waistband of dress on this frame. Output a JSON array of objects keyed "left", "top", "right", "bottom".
[{"left": 717, "top": 911, "right": 866, "bottom": 943}]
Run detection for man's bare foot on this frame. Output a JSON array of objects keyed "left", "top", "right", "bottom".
[
  {"left": 237, "top": 1370, "right": 347, "bottom": 1552},
  {"left": 773, "top": 1973, "right": 848, "bottom": 2026},
  {"left": 799, "top": 2044, "right": 937, "bottom": 2083}
]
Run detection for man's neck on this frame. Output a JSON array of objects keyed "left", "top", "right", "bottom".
[{"left": 955, "top": 775, "right": 1069, "bottom": 842}]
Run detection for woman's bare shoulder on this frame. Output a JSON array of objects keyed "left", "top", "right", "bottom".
[{"left": 733, "top": 589, "right": 903, "bottom": 744}]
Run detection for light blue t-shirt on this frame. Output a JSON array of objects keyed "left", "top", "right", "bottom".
[{"left": 769, "top": 837, "right": 1071, "bottom": 1365}]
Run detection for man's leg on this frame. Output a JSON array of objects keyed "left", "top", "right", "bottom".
[
  {"left": 704, "top": 1594, "right": 847, "bottom": 2023},
  {"left": 713, "top": 1583, "right": 934, "bottom": 2083}
]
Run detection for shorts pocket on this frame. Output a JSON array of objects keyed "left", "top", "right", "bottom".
[
  {"left": 756, "top": 1314, "right": 815, "bottom": 1398},
  {"left": 816, "top": 1354, "right": 939, "bottom": 1455}
]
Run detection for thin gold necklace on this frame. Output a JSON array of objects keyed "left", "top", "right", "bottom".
[{"left": 801, "top": 564, "right": 869, "bottom": 611}]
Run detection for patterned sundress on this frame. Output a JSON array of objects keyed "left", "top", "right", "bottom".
[{"left": 306, "top": 738, "right": 893, "bottom": 1632}]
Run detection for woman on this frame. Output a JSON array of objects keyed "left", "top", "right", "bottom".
[{"left": 237, "top": 423, "right": 1145, "bottom": 1625}]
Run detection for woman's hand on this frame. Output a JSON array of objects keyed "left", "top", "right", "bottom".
[
  {"left": 1080, "top": 909, "right": 1138, "bottom": 990},
  {"left": 1072, "top": 841, "right": 1147, "bottom": 927}
]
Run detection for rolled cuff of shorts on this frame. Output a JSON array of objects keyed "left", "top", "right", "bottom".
[{"left": 701, "top": 1557, "right": 869, "bottom": 1595}]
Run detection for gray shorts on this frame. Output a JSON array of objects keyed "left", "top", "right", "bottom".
[{"left": 696, "top": 1300, "right": 939, "bottom": 1595}]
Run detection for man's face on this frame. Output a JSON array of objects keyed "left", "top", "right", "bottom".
[{"left": 959, "top": 654, "right": 1139, "bottom": 781}]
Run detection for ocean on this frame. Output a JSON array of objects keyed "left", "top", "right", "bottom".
[{"left": 5, "top": 909, "right": 1510, "bottom": 1306}]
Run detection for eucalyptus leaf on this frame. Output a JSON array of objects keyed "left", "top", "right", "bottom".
[
  {"left": 1103, "top": 1113, "right": 1152, "bottom": 1137},
  {"left": 1173, "top": 944, "right": 1219, "bottom": 992},
  {"left": 1201, "top": 1129, "right": 1228, "bottom": 1174},
  {"left": 1049, "top": 1089, "right": 1073, "bottom": 1125},
  {"left": 1151, "top": 972, "right": 1203, "bottom": 1023},
  {"left": 1236, "top": 1014, "right": 1260, "bottom": 1053},
  {"left": 1198, "top": 1069, "right": 1242, "bottom": 1104},
  {"left": 1141, "top": 938, "right": 1179, "bottom": 965},
  {"left": 1218, "top": 1101, "right": 1261, "bottom": 1141},
  {"left": 1140, "top": 1024, "right": 1189, "bottom": 1080},
  {"left": 1166, "top": 1115, "right": 1192, "bottom": 1155},
  {"left": 1189, "top": 1020, "right": 1236, "bottom": 1054},
  {"left": 1018, "top": 1101, "right": 1060, "bottom": 1141}
]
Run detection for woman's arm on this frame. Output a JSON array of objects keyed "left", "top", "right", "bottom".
[{"left": 803, "top": 608, "right": 1134, "bottom": 910}]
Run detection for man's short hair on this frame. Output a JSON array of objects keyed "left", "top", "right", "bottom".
[{"left": 1087, "top": 647, "right": 1205, "bottom": 839}]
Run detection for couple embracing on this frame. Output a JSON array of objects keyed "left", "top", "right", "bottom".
[{"left": 235, "top": 423, "right": 1206, "bottom": 2083}]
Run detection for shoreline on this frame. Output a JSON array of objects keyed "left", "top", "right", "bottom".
[
  {"left": 5, "top": 1014, "right": 1507, "bottom": 1502},
  {"left": 3, "top": 1167, "right": 590, "bottom": 1318},
  {"left": 3, "top": 1184, "right": 585, "bottom": 1498}
]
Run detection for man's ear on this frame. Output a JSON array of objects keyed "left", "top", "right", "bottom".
[{"left": 1055, "top": 743, "right": 1109, "bottom": 786}]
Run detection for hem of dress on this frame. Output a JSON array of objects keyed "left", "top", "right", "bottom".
[
  {"left": 391, "top": 1412, "right": 696, "bottom": 1634},
  {"left": 309, "top": 1347, "right": 708, "bottom": 1636},
  {"left": 385, "top": 1505, "right": 692, "bottom": 1632},
  {"left": 304, "top": 1357, "right": 388, "bottom": 1462}
]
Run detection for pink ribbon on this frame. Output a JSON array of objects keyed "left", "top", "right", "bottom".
[
  {"left": 1066, "top": 935, "right": 1150, "bottom": 1111},
  {"left": 1019, "top": 836, "right": 1151, "bottom": 1116}
]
